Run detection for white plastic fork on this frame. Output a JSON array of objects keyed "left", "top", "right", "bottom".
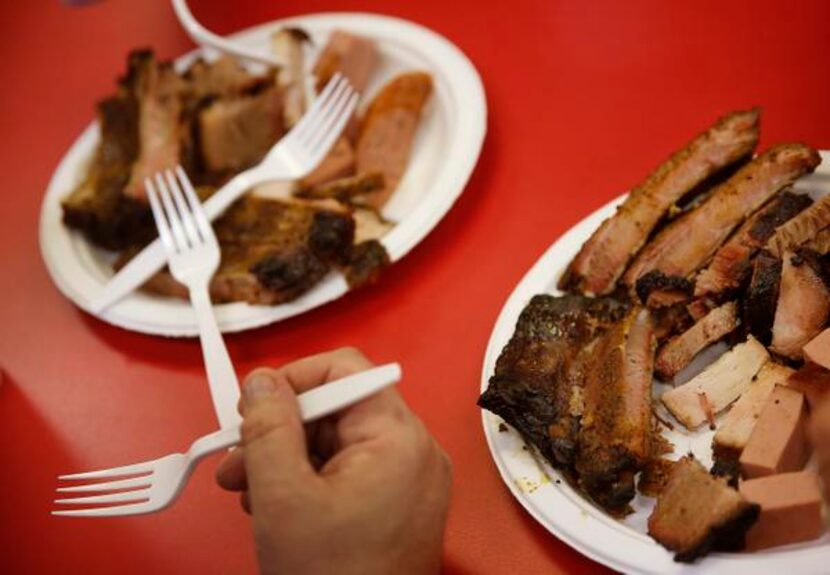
[
  {"left": 90, "top": 73, "right": 358, "bottom": 313},
  {"left": 145, "top": 166, "right": 240, "bottom": 429},
  {"left": 171, "top": 0, "right": 284, "bottom": 67},
  {"left": 53, "top": 363, "right": 401, "bottom": 517}
]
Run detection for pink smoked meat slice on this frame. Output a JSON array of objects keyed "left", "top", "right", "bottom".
[
  {"left": 559, "top": 109, "right": 760, "bottom": 296},
  {"left": 624, "top": 144, "right": 822, "bottom": 288},
  {"left": 124, "top": 54, "right": 182, "bottom": 201},
  {"left": 770, "top": 250, "right": 830, "bottom": 360},
  {"left": 313, "top": 30, "right": 378, "bottom": 94},
  {"left": 739, "top": 471, "right": 825, "bottom": 551}
]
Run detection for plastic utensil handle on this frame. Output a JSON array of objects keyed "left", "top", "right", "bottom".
[
  {"left": 90, "top": 170, "right": 269, "bottom": 314},
  {"left": 194, "top": 363, "right": 402, "bottom": 456},
  {"left": 190, "top": 286, "right": 241, "bottom": 429},
  {"left": 296, "top": 363, "right": 402, "bottom": 422}
]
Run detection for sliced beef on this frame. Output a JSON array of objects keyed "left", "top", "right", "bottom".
[
  {"left": 478, "top": 295, "right": 630, "bottom": 465},
  {"left": 313, "top": 30, "right": 379, "bottom": 94},
  {"left": 356, "top": 72, "right": 433, "bottom": 208},
  {"left": 647, "top": 456, "right": 760, "bottom": 563},
  {"left": 695, "top": 191, "right": 812, "bottom": 299},
  {"left": 575, "top": 307, "right": 656, "bottom": 514},
  {"left": 655, "top": 301, "right": 739, "bottom": 380},
  {"left": 767, "top": 194, "right": 830, "bottom": 257},
  {"left": 624, "top": 144, "right": 822, "bottom": 288},
  {"left": 559, "top": 109, "right": 760, "bottom": 296},
  {"left": 198, "top": 86, "right": 284, "bottom": 173},
  {"left": 123, "top": 50, "right": 184, "bottom": 200},
  {"left": 770, "top": 249, "right": 830, "bottom": 360},
  {"left": 744, "top": 250, "right": 783, "bottom": 345}
]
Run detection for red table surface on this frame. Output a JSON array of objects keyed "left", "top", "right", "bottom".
[{"left": 1, "top": 1, "right": 829, "bottom": 573}]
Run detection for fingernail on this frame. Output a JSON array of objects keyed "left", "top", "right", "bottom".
[{"left": 245, "top": 373, "right": 277, "bottom": 402}]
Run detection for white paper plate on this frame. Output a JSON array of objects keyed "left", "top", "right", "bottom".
[
  {"left": 39, "top": 12, "right": 486, "bottom": 336},
  {"left": 480, "top": 151, "right": 830, "bottom": 574}
]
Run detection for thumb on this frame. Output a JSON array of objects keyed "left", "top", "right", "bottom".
[{"left": 240, "top": 371, "right": 318, "bottom": 504}]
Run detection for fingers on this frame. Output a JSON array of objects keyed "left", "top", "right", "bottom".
[
  {"left": 215, "top": 447, "right": 246, "bottom": 491},
  {"left": 275, "top": 347, "right": 374, "bottom": 392},
  {"left": 240, "top": 371, "right": 320, "bottom": 505}
]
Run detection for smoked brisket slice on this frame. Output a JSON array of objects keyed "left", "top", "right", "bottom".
[
  {"left": 575, "top": 307, "right": 656, "bottom": 514},
  {"left": 123, "top": 50, "right": 184, "bottom": 201},
  {"left": 770, "top": 249, "right": 830, "bottom": 360},
  {"left": 695, "top": 191, "right": 812, "bottom": 299},
  {"left": 648, "top": 456, "right": 759, "bottom": 562},
  {"left": 624, "top": 144, "right": 821, "bottom": 288},
  {"left": 560, "top": 109, "right": 760, "bottom": 296},
  {"left": 744, "top": 250, "right": 783, "bottom": 345},
  {"left": 478, "top": 294, "right": 630, "bottom": 465}
]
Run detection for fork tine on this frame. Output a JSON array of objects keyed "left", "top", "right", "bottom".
[
  {"left": 56, "top": 475, "right": 152, "bottom": 493},
  {"left": 55, "top": 489, "right": 151, "bottom": 506},
  {"left": 154, "top": 172, "right": 188, "bottom": 251},
  {"left": 52, "top": 502, "right": 155, "bottom": 518},
  {"left": 299, "top": 79, "right": 350, "bottom": 149},
  {"left": 58, "top": 461, "right": 153, "bottom": 481},
  {"left": 164, "top": 169, "right": 201, "bottom": 246},
  {"left": 306, "top": 90, "right": 358, "bottom": 160},
  {"left": 175, "top": 165, "right": 213, "bottom": 242},
  {"left": 287, "top": 73, "right": 344, "bottom": 144},
  {"left": 146, "top": 178, "right": 177, "bottom": 256}
]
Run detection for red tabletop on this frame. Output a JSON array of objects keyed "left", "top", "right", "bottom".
[{"left": 1, "top": 1, "right": 829, "bottom": 573}]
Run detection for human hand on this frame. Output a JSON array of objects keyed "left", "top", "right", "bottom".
[{"left": 216, "top": 348, "right": 452, "bottom": 575}]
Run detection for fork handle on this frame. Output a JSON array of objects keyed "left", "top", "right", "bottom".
[{"left": 190, "top": 285, "right": 242, "bottom": 429}]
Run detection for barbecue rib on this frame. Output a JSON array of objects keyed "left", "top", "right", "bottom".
[
  {"left": 770, "top": 249, "right": 830, "bottom": 360},
  {"left": 478, "top": 294, "right": 630, "bottom": 465},
  {"left": 648, "top": 456, "right": 760, "bottom": 563},
  {"left": 694, "top": 191, "right": 812, "bottom": 299},
  {"left": 575, "top": 307, "right": 656, "bottom": 513},
  {"left": 623, "top": 144, "right": 822, "bottom": 288},
  {"left": 559, "top": 109, "right": 760, "bottom": 296},
  {"left": 61, "top": 91, "right": 151, "bottom": 251},
  {"left": 655, "top": 301, "right": 739, "bottom": 381}
]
